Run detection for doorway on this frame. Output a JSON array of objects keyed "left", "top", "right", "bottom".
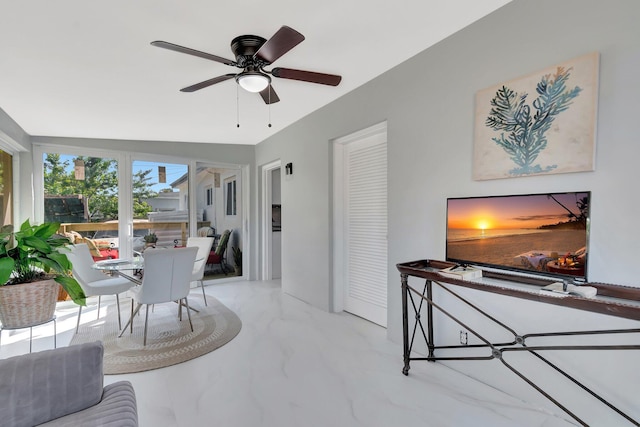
[
  {"left": 333, "top": 122, "right": 388, "bottom": 327},
  {"left": 194, "top": 163, "right": 245, "bottom": 280},
  {"left": 261, "top": 160, "right": 282, "bottom": 280}
]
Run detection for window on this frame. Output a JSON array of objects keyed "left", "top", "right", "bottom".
[
  {"left": 0, "top": 149, "right": 13, "bottom": 228},
  {"left": 37, "top": 150, "right": 192, "bottom": 253},
  {"left": 43, "top": 154, "right": 119, "bottom": 224},
  {"left": 205, "top": 186, "right": 213, "bottom": 206},
  {"left": 225, "top": 177, "right": 237, "bottom": 216}
]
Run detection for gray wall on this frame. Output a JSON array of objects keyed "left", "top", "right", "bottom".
[
  {"left": 0, "top": 107, "right": 29, "bottom": 149},
  {"left": 255, "top": 0, "right": 640, "bottom": 422},
  {"left": 31, "top": 135, "right": 255, "bottom": 169},
  {"left": 0, "top": 107, "right": 33, "bottom": 222}
]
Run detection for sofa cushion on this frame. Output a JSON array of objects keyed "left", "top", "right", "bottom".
[
  {"left": 0, "top": 342, "right": 104, "bottom": 427},
  {"left": 38, "top": 381, "right": 138, "bottom": 427}
]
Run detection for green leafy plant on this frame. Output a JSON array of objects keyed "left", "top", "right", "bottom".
[
  {"left": 0, "top": 220, "right": 85, "bottom": 305},
  {"left": 485, "top": 66, "right": 581, "bottom": 176},
  {"left": 143, "top": 233, "right": 157, "bottom": 243},
  {"left": 232, "top": 246, "right": 242, "bottom": 268}
]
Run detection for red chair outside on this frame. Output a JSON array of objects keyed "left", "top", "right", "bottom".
[{"left": 206, "top": 229, "right": 230, "bottom": 275}]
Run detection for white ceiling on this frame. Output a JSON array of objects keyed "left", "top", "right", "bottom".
[{"left": 0, "top": 0, "right": 510, "bottom": 145}]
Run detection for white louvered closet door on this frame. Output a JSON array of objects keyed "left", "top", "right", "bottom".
[{"left": 343, "top": 131, "right": 387, "bottom": 327}]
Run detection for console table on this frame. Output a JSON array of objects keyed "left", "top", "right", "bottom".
[{"left": 397, "top": 259, "right": 640, "bottom": 427}]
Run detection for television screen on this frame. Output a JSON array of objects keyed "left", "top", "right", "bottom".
[{"left": 446, "top": 192, "right": 590, "bottom": 281}]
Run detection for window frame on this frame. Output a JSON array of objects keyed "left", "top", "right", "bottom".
[
  {"left": 225, "top": 176, "right": 237, "bottom": 216},
  {"left": 205, "top": 185, "right": 214, "bottom": 207}
]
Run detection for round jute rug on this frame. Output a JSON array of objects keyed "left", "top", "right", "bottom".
[{"left": 70, "top": 296, "right": 241, "bottom": 375}]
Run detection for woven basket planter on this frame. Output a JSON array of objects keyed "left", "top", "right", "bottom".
[{"left": 0, "top": 279, "right": 60, "bottom": 328}]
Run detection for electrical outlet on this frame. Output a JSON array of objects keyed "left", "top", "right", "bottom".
[{"left": 459, "top": 330, "right": 468, "bottom": 346}]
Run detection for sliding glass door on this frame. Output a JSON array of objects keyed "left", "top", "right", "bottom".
[
  {"left": 40, "top": 151, "right": 122, "bottom": 259},
  {"left": 131, "top": 159, "right": 190, "bottom": 249},
  {"left": 194, "top": 162, "right": 244, "bottom": 278},
  {"left": 35, "top": 146, "right": 191, "bottom": 259},
  {"left": 34, "top": 145, "right": 247, "bottom": 279}
]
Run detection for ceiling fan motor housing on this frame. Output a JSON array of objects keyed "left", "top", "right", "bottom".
[{"left": 231, "top": 35, "right": 267, "bottom": 67}]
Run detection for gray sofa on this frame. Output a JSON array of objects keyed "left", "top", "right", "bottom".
[{"left": 0, "top": 341, "right": 138, "bottom": 427}]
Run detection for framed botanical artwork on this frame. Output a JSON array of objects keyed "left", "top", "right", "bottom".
[{"left": 473, "top": 52, "right": 599, "bottom": 180}]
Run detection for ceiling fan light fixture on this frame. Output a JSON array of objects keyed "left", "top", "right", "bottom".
[{"left": 236, "top": 72, "right": 271, "bottom": 93}]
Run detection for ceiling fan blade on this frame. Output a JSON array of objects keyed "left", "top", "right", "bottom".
[
  {"left": 259, "top": 85, "right": 280, "bottom": 104},
  {"left": 180, "top": 74, "right": 236, "bottom": 92},
  {"left": 271, "top": 67, "right": 342, "bottom": 86},
  {"left": 254, "top": 26, "right": 305, "bottom": 64},
  {"left": 151, "top": 41, "right": 236, "bottom": 66}
]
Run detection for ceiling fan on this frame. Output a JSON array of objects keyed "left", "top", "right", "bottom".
[{"left": 151, "top": 25, "right": 342, "bottom": 104}]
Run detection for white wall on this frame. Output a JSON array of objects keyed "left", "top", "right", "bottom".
[
  {"left": 194, "top": 168, "right": 217, "bottom": 229},
  {"left": 255, "top": 0, "right": 640, "bottom": 423}
]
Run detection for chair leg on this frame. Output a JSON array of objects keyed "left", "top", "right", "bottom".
[
  {"left": 115, "top": 294, "right": 122, "bottom": 330},
  {"left": 184, "top": 298, "right": 194, "bottom": 332},
  {"left": 199, "top": 280, "right": 208, "bottom": 306},
  {"left": 75, "top": 304, "right": 83, "bottom": 333},
  {"left": 97, "top": 295, "right": 102, "bottom": 319},
  {"left": 130, "top": 300, "right": 134, "bottom": 333},
  {"left": 143, "top": 304, "right": 150, "bottom": 346},
  {"left": 118, "top": 302, "right": 142, "bottom": 337}
]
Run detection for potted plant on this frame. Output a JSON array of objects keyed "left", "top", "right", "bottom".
[
  {"left": 232, "top": 246, "right": 242, "bottom": 276},
  {"left": 143, "top": 233, "right": 157, "bottom": 248},
  {"left": 0, "top": 220, "right": 85, "bottom": 329}
]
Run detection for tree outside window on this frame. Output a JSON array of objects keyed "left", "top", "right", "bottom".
[{"left": 43, "top": 154, "right": 156, "bottom": 222}]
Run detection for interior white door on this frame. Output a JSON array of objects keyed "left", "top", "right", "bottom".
[{"left": 339, "top": 125, "right": 388, "bottom": 327}]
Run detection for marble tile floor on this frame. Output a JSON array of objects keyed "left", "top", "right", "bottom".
[{"left": 0, "top": 280, "right": 576, "bottom": 427}]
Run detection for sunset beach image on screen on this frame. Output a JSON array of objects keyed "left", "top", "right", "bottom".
[{"left": 445, "top": 192, "right": 590, "bottom": 280}]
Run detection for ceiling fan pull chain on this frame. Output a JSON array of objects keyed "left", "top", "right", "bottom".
[
  {"left": 268, "top": 84, "right": 272, "bottom": 128},
  {"left": 236, "top": 84, "right": 240, "bottom": 128}
]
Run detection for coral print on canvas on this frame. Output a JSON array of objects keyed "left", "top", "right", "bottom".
[{"left": 473, "top": 52, "right": 599, "bottom": 180}]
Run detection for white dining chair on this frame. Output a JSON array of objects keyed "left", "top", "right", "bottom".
[
  {"left": 120, "top": 246, "right": 198, "bottom": 345},
  {"left": 65, "top": 243, "right": 135, "bottom": 333},
  {"left": 186, "top": 236, "right": 215, "bottom": 305}
]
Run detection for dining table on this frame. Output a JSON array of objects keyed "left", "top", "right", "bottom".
[{"left": 92, "top": 257, "right": 144, "bottom": 285}]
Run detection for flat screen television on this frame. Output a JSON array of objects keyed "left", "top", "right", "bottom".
[{"left": 446, "top": 191, "right": 590, "bottom": 281}]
